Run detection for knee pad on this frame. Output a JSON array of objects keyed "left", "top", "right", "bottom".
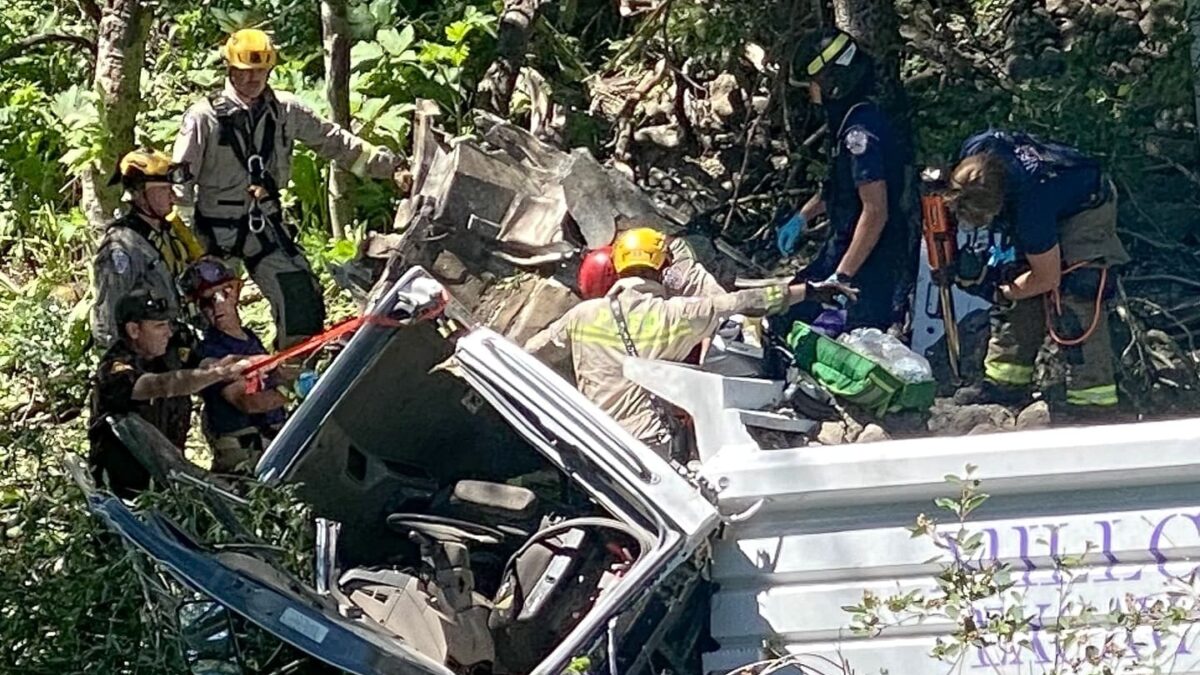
[{"left": 277, "top": 270, "right": 326, "bottom": 338}]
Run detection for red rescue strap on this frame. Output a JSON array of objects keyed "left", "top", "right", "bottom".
[{"left": 242, "top": 314, "right": 400, "bottom": 393}]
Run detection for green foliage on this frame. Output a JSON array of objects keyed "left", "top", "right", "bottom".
[
  {"left": 0, "top": 423, "right": 316, "bottom": 674},
  {"left": 350, "top": 2, "right": 498, "bottom": 131},
  {"left": 845, "top": 465, "right": 1198, "bottom": 674}
]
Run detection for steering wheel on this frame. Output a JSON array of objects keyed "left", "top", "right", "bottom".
[{"left": 386, "top": 513, "right": 507, "bottom": 546}]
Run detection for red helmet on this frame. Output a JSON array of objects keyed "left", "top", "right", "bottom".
[{"left": 578, "top": 246, "right": 618, "bottom": 300}]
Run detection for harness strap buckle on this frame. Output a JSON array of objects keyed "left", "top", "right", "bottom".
[{"left": 248, "top": 202, "right": 267, "bottom": 235}]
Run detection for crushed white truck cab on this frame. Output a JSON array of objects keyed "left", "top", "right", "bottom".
[{"left": 84, "top": 268, "right": 1200, "bottom": 675}]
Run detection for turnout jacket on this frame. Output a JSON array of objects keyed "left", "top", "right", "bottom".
[{"left": 526, "top": 278, "right": 790, "bottom": 445}]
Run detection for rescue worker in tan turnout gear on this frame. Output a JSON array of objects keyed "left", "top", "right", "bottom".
[
  {"left": 526, "top": 228, "right": 857, "bottom": 456},
  {"left": 173, "top": 28, "right": 411, "bottom": 348},
  {"left": 91, "top": 148, "right": 204, "bottom": 348}
]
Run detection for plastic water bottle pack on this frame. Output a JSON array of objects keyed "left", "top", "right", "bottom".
[{"left": 838, "top": 328, "right": 933, "bottom": 384}]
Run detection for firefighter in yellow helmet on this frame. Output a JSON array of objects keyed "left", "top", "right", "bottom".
[
  {"left": 526, "top": 227, "right": 857, "bottom": 457},
  {"left": 173, "top": 28, "right": 412, "bottom": 348},
  {"left": 90, "top": 148, "right": 204, "bottom": 348}
]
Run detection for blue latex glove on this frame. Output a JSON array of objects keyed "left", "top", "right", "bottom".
[
  {"left": 296, "top": 370, "right": 318, "bottom": 399},
  {"left": 988, "top": 243, "right": 1017, "bottom": 268},
  {"left": 776, "top": 212, "right": 807, "bottom": 256}
]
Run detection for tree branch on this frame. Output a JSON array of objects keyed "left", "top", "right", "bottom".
[
  {"left": 0, "top": 32, "right": 97, "bottom": 62},
  {"left": 77, "top": 0, "right": 102, "bottom": 23}
]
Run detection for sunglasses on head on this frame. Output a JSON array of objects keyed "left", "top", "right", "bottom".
[{"left": 195, "top": 260, "right": 234, "bottom": 284}]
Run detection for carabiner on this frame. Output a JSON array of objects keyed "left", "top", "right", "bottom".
[
  {"left": 248, "top": 206, "right": 267, "bottom": 235},
  {"left": 247, "top": 154, "right": 265, "bottom": 180}
]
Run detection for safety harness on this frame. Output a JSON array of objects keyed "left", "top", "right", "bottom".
[
  {"left": 204, "top": 91, "right": 299, "bottom": 268},
  {"left": 607, "top": 294, "right": 681, "bottom": 450}
]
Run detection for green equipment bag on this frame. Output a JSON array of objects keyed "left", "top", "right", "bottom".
[{"left": 786, "top": 322, "right": 935, "bottom": 415}]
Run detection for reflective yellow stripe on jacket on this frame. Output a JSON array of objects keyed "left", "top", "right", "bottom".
[{"left": 568, "top": 307, "right": 699, "bottom": 351}]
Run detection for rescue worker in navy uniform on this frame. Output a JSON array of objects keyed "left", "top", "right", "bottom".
[
  {"left": 173, "top": 28, "right": 412, "bottom": 348},
  {"left": 775, "top": 30, "right": 912, "bottom": 334},
  {"left": 89, "top": 289, "right": 252, "bottom": 498},
  {"left": 948, "top": 130, "right": 1130, "bottom": 418},
  {"left": 182, "top": 257, "right": 288, "bottom": 473},
  {"left": 91, "top": 149, "right": 204, "bottom": 348}
]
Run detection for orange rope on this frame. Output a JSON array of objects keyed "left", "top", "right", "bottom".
[{"left": 1044, "top": 262, "right": 1107, "bottom": 347}]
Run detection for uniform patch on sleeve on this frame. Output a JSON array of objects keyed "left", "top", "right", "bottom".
[
  {"left": 110, "top": 361, "right": 134, "bottom": 374},
  {"left": 111, "top": 249, "right": 131, "bottom": 275},
  {"left": 844, "top": 128, "right": 871, "bottom": 156},
  {"left": 662, "top": 266, "right": 684, "bottom": 292},
  {"left": 1014, "top": 144, "right": 1043, "bottom": 172}
]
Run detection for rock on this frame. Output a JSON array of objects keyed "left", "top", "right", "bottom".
[
  {"left": 1093, "top": 5, "right": 1117, "bottom": 28},
  {"left": 927, "top": 399, "right": 1016, "bottom": 436},
  {"left": 503, "top": 277, "right": 580, "bottom": 345},
  {"left": 1016, "top": 401, "right": 1051, "bottom": 430},
  {"left": 818, "top": 421, "right": 849, "bottom": 445},
  {"left": 1045, "top": 0, "right": 1065, "bottom": 14},
  {"left": 967, "top": 423, "right": 1002, "bottom": 436},
  {"left": 1040, "top": 47, "right": 1067, "bottom": 76},
  {"left": 708, "top": 73, "right": 743, "bottom": 120},
  {"left": 856, "top": 424, "right": 891, "bottom": 444},
  {"left": 634, "top": 123, "right": 683, "bottom": 148}
]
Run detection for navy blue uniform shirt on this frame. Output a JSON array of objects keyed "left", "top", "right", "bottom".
[
  {"left": 794, "top": 100, "right": 910, "bottom": 330},
  {"left": 816, "top": 101, "right": 908, "bottom": 274},
  {"left": 199, "top": 326, "right": 285, "bottom": 436},
  {"left": 958, "top": 130, "right": 1105, "bottom": 256}
]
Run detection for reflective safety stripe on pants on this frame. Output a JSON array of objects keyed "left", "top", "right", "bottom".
[
  {"left": 984, "top": 359, "right": 1035, "bottom": 386},
  {"left": 1066, "top": 383, "right": 1118, "bottom": 407},
  {"left": 983, "top": 292, "right": 1117, "bottom": 405}
]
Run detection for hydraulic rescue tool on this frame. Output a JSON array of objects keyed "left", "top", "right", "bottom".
[{"left": 920, "top": 169, "right": 962, "bottom": 380}]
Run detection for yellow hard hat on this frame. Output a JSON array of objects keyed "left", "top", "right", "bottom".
[
  {"left": 612, "top": 227, "right": 669, "bottom": 274},
  {"left": 109, "top": 148, "right": 191, "bottom": 187},
  {"left": 222, "top": 29, "right": 277, "bottom": 70}
]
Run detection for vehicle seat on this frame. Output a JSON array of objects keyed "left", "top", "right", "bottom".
[{"left": 341, "top": 567, "right": 494, "bottom": 668}]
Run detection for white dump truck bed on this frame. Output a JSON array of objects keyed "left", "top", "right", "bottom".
[{"left": 700, "top": 418, "right": 1200, "bottom": 675}]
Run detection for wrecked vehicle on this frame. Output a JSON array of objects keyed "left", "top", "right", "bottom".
[
  {"left": 81, "top": 267, "right": 1200, "bottom": 675},
  {"left": 81, "top": 266, "right": 719, "bottom": 675}
]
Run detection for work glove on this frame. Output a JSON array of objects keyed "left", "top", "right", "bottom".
[
  {"left": 811, "top": 308, "right": 847, "bottom": 338},
  {"left": 806, "top": 272, "right": 857, "bottom": 307},
  {"left": 992, "top": 285, "right": 1016, "bottom": 312},
  {"left": 296, "top": 370, "right": 319, "bottom": 399},
  {"left": 776, "top": 212, "right": 807, "bottom": 256}
]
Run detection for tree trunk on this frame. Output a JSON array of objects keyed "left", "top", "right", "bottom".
[
  {"left": 83, "top": 0, "right": 152, "bottom": 231},
  {"left": 1190, "top": 0, "right": 1200, "bottom": 156},
  {"left": 477, "top": 0, "right": 544, "bottom": 115},
  {"left": 322, "top": 0, "right": 353, "bottom": 240}
]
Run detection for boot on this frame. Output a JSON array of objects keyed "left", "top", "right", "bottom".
[{"left": 952, "top": 380, "right": 1034, "bottom": 407}]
